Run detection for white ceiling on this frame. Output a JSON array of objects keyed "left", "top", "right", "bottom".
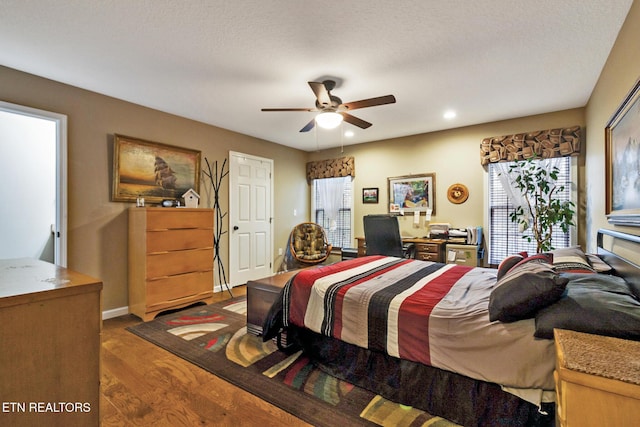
[{"left": 0, "top": 1, "right": 633, "bottom": 152}]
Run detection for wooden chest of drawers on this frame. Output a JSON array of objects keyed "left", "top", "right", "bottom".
[
  {"left": 554, "top": 329, "right": 640, "bottom": 427},
  {"left": 128, "top": 207, "right": 215, "bottom": 321},
  {"left": 0, "top": 259, "right": 102, "bottom": 426}
]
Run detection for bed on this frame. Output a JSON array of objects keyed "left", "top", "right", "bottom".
[{"left": 262, "top": 229, "right": 640, "bottom": 426}]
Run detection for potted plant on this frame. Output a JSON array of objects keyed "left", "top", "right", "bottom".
[{"left": 506, "top": 157, "right": 576, "bottom": 252}]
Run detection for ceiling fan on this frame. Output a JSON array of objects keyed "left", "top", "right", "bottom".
[{"left": 261, "top": 80, "right": 396, "bottom": 132}]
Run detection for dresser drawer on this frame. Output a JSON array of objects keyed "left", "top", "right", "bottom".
[
  {"left": 414, "top": 243, "right": 439, "bottom": 253},
  {"left": 146, "top": 248, "right": 213, "bottom": 278},
  {"left": 146, "top": 209, "right": 213, "bottom": 230},
  {"left": 416, "top": 251, "right": 439, "bottom": 262},
  {"left": 146, "top": 229, "right": 213, "bottom": 252},
  {"left": 146, "top": 270, "right": 213, "bottom": 308}
]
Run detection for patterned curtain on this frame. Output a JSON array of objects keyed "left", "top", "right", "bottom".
[
  {"left": 480, "top": 126, "right": 581, "bottom": 165},
  {"left": 306, "top": 156, "right": 355, "bottom": 183}
]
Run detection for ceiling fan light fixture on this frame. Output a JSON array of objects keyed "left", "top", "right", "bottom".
[{"left": 315, "top": 111, "right": 343, "bottom": 129}]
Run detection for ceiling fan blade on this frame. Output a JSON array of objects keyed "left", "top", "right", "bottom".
[
  {"left": 308, "top": 81, "right": 332, "bottom": 107},
  {"left": 299, "top": 118, "right": 316, "bottom": 132},
  {"left": 342, "top": 95, "right": 396, "bottom": 111},
  {"left": 261, "top": 108, "right": 315, "bottom": 112},
  {"left": 341, "top": 113, "right": 372, "bottom": 129}
]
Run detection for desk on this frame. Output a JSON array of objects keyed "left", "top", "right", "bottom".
[
  {"left": 0, "top": 258, "right": 102, "bottom": 426},
  {"left": 355, "top": 237, "right": 445, "bottom": 262}
]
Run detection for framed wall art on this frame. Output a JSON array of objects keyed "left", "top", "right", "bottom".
[
  {"left": 112, "top": 134, "right": 201, "bottom": 203},
  {"left": 362, "top": 187, "right": 379, "bottom": 204},
  {"left": 388, "top": 173, "right": 435, "bottom": 214},
  {"left": 605, "top": 77, "right": 640, "bottom": 226}
]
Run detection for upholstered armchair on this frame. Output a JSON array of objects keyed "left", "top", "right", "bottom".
[{"left": 281, "top": 222, "right": 332, "bottom": 270}]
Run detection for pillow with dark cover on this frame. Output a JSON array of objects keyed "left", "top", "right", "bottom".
[
  {"left": 489, "top": 257, "right": 568, "bottom": 323},
  {"left": 534, "top": 273, "right": 640, "bottom": 340},
  {"left": 550, "top": 246, "right": 596, "bottom": 273},
  {"left": 509, "top": 252, "right": 553, "bottom": 270},
  {"left": 496, "top": 254, "right": 524, "bottom": 281}
]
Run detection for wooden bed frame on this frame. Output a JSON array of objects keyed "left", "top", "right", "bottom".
[{"left": 259, "top": 229, "right": 640, "bottom": 427}]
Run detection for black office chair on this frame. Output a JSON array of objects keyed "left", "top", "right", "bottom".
[{"left": 363, "top": 215, "right": 414, "bottom": 258}]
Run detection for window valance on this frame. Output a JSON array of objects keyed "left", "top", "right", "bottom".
[
  {"left": 306, "top": 156, "right": 355, "bottom": 183},
  {"left": 480, "top": 125, "right": 581, "bottom": 165}
]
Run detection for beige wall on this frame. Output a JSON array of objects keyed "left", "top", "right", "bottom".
[
  {"left": 308, "top": 109, "right": 586, "bottom": 248},
  {"left": 0, "top": 66, "right": 309, "bottom": 312},
  {"left": 585, "top": 0, "right": 640, "bottom": 259}
]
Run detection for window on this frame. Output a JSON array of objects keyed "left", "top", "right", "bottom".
[
  {"left": 488, "top": 157, "right": 574, "bottom": 265},
  {"left": 311, "top": 176, "right": 353, "bottom": 249}
]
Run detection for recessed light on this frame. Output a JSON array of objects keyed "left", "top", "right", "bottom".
[
  {"left": 443, "top": 110, "right": 457, "bottom": 119},
  {"left": 344, "top": 130, "right": 354, "bottom": 138}
]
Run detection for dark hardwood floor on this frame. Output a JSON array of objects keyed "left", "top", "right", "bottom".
[{"left": 100, "top": 286, "right": 311, "bottom": 426}]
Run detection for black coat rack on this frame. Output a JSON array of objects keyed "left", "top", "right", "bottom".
[{"left": 202, "top": 157, "right": 232, "bottom": 297}]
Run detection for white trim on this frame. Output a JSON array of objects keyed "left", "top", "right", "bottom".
[
  {"left": 102, "top": 306, "right": 129, "bottom": 320},
  {"left": 214, "top": 282, "right": 239, "bottom": 293},
  {"left": 0, "top": 101, "right": 68, "bottom": 267},
  {"left": 569, "top": 156, "right": 578, "bottom": 245}
]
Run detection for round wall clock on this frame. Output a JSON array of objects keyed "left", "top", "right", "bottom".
[{"left": 447, "top": 183, "right": 469, "bottom": 204}]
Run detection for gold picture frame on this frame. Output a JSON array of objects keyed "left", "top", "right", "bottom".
[
  {"left": 388, "top": 173, "right": 435, "bottom": 214},
  {"left": 112, "top": 134, "right": 201, "bottom": 203},
  {"left": 605, "top": 77, "right": 640, "bottom": 226}
]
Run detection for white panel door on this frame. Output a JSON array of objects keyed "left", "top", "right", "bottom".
[{"left": 229, "top": 151, "right": 273, "bottom": 286}]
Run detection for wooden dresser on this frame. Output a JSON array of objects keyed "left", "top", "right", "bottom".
[
  {"left": 554, "top": 329, "right": 640, "bottom": 427},
  {"left": 355, "top": 237, "right": 445, "bottom": 262},
  {"left": 0, "top": 258, "right": 102, "bottom": 427},
  {"left": 128, "top": 207, "right": 214, "bottom": 321}
]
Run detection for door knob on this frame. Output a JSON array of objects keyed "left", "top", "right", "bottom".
[{"left": 233, "top": 226, "right": 239, "bottom": 231}]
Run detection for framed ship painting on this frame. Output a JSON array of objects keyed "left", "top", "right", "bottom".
[
  {"left": 388, "top": 173, "right": 435, "bottom": 214},
  {"left": 112, "top": 134, "right": 201, "bottom": 203},
  {"left": 606, "top": 77, "right": 640, "bottom": 226}
]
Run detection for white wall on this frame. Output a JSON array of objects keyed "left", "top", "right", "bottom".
[{"left": 0, "top": 110, "right": 56, "bottom": 261}]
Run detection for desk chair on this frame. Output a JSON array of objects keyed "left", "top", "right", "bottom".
[{"left": 363, "top": 215, "right": 415, "bottom": 258}]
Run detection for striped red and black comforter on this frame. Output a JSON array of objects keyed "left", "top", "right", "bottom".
[{"left": 279, "top": 255, "right": 556, "bottom": 405}]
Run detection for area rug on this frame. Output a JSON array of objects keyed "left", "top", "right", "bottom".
[{"left": 127, "top": 297, "right": 459, "bottom": 427}]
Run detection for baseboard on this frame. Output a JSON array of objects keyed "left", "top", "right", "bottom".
[
  {"left": 102, "top": 285, "right": 241, "bottom": 320},
  {"left": 102, "top": 306, "right": 129, "bottom": 320},
  {"left": 214, "top": 282, "right": 239, "bottom": 293}
]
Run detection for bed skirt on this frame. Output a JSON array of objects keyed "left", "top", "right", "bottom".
[{"left": 289, "top": 326, "right": 555, "bottom": 427}]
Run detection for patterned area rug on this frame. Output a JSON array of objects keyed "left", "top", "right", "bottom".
[{"left": 127, "top": 298, "right": 459, "bottom": 427}]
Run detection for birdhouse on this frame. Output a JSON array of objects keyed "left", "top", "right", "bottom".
[{"left": 182, "top": 188, "right": 200, "bottom": 208}]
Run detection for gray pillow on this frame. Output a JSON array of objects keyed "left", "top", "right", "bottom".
[{"left": 550, "top": 246, "right": 595, "bottom": 273}]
